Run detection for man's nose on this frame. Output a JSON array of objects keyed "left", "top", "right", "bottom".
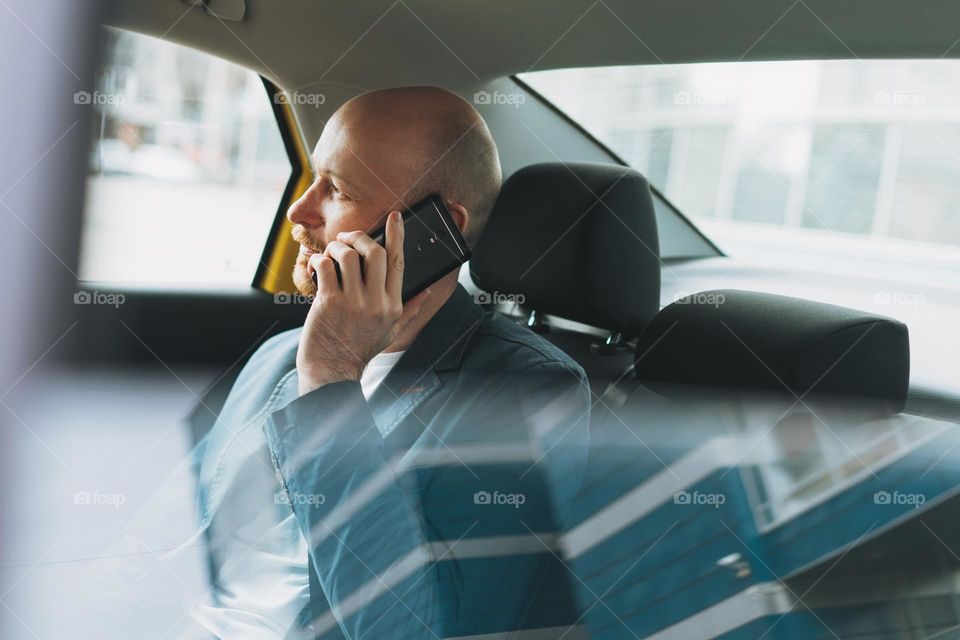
[{"left": 286, "top": 182, "right": 322, "bottom": 227}]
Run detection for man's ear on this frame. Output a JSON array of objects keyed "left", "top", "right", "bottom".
[{"left": 445, "top": 200, "right": 470, "bottom": 235}]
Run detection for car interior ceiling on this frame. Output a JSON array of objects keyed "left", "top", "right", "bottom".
[{"left": 105, "top": 0, "right": 960, "bottom": 95}]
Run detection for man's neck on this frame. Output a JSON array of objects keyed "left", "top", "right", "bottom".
[{"left": 383, "top": 277, "right": 458, "bottom": 353}]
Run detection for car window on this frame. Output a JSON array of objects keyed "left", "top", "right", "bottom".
[
  {"left": 79, "top": 28, "right": 293, "bottom": 287},
  {"left": 520, "top": 61, "right": 960, "bottom": 270}
]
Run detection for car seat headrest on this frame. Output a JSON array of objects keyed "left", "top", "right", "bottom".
[
  {"left": 634, "top": 289, "right": 910, "bottom": 412},
  {"left": 470, "top": 162, "right": 660, "bottom": 335}
]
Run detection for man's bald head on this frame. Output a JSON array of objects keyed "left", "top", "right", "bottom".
[{"left": 329, "top": 86, "right": 502, "bottom": 245}]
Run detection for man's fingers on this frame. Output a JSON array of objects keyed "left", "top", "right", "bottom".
[
  {"left": 336, "top": 230, "right": 386, "bottom": 288},
  {"left": 323, "top": 241, "right": 362, "bottom": 291},
  {"left": 384, "top": 211, "right": 404, "bottom": 302},
  {"left": 310, "top": 255, "right": 340, "bottom": 297}
]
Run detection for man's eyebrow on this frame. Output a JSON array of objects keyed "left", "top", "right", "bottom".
[{"left": 311, "top": 159, "right": 363, "bottom": 193}]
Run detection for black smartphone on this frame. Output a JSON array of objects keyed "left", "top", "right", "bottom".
[{"left": 313, "top": 194, "right": 471, "bottom": 302}]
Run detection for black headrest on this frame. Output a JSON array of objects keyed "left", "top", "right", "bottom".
[
  {"left": 634, "top": 290, "right": 910, "bottom": 411},
  {"left": 470, "top": 162, "right": 660, "bottom": 334}
]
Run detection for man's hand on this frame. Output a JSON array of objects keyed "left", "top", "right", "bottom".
[{"left": 296, "top": 211, "right": 431, "bottom": 396}]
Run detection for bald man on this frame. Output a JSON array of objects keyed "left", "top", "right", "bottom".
[{"left": 195, "top": 87, "right": 590, "bottom": 639}]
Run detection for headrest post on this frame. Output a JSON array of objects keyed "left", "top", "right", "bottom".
[
  {"left": 525, "top": 309, "right": 549, "bottom": 334},
  {"left": 590, "top": 331, "right": 633, "bottom": 355}
]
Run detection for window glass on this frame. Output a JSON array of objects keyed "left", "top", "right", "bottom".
[
  {"left": 521, "top": 61, "right": 960, "bottom": 258},
  {"left": 80, "top": 28, "right": 292, "bottom": 287}
]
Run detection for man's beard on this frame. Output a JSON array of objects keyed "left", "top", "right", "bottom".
[
  {"left": 292, "top": 255, "right": 317, "bottom": 297},
  {"left": 291, "top": 224, "right": 324, "bottom": 297}
]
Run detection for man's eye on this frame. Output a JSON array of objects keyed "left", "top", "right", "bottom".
[{"left": 330, "top": 184, "right": 349, "bottom": 200}]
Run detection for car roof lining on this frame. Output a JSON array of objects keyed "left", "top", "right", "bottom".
[{"left": 104, "top": 0, "right": 960, "bottom": 95}]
